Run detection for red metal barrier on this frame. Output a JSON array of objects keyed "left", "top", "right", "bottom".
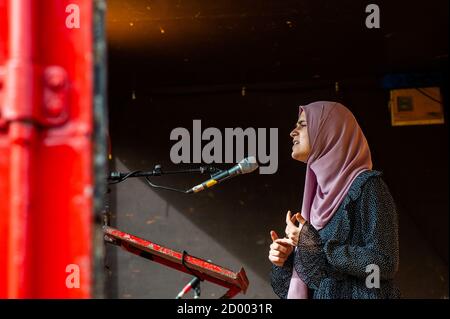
[
  {"left": 104, "top": 226, "right": 249, "bottom": 299},
  {"left": 0, "top": 0, "right": 94, "bottom": 298}
]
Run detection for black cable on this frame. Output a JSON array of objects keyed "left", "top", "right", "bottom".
[
  {"left": 181, "top": 250, "right": 203, "bottom": 282},
  {"left": 107, "top": 165, "right": 223, "bottom": 193},
  {"left": 107, "top": 171, "right": 142, "bottom": 185},
  {"left": 415, "top": 88, "right": 442, "bottom": 105},
  {"left": 144, "top": 176, "right": 188, "bottom": 194}
]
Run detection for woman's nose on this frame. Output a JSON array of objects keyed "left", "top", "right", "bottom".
[{"left": 290, "top": 129, "right": 297, "bottom": 138}]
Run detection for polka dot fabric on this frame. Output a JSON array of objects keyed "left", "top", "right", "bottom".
[{"left": 271, "top": 170, "right": 401, "bottom": 299}]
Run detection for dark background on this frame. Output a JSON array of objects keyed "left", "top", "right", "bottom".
[{"left": 105, "top": 0, "right": 449, "bottom": 298}]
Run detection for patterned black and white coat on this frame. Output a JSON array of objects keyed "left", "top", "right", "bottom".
[{"left": 271, "top": 170, "right": 401, "bottom": 299}]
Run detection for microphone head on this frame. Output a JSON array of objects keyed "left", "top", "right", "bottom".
[{"left": 238, "top": 156, "right": 259, "bottom": 174}]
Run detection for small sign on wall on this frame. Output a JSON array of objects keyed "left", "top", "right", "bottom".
[{"left": 389, "top": 87, "right": 444, "bottom": 126}]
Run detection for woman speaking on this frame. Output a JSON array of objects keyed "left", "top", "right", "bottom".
[{"left": 268, "top": 101, "right": 400, "bottom": 299}]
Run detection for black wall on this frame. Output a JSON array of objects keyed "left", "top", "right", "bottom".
[
  {"left": 105, "top": 0, "right": 449, "bottom": 298},
  {"left": 106, "top": 76, "right": 448, "bottom": 298}
]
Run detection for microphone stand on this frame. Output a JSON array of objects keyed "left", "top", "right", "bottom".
[
  {"left": 107, "top": 164, "right": 224, "bottom": 197},
  {"left": 108, "top": 164, "right": 223, "bottom": 183},
  {"left": 104, "top": 163, "right": 251, "bottom": 299},
  {"left": 175, "top": 276, "right": 201, "bottom": 299}
]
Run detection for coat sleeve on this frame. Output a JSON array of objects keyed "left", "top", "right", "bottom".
[
  {"left": 270, "top": 252, "right": 293, "bottom": 299},
  {"left": 293, "top": 177, "right": 400, "bottom": 290}
]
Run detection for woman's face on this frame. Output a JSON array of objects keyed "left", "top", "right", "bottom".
[{"left": 290, "top": 111, "right": 311, "bottom": 163}]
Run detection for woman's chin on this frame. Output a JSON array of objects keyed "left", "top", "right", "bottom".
[{"left": 292, "top": 152, "right": 307, "bottom": 163}]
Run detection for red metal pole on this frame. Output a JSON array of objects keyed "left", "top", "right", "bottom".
[
  {"left": 6, "top": 0, "right": 37, "bottom": 298},
  {"left": 0, "top": 0, "right": 94, "bottom": 298},
  {"left": 0, "top": 0, "right": 8, "bottom": 298}
]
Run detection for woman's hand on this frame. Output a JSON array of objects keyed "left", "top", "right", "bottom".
[
  {"left": 268, "top": 230, "right": 294, "bottom": 267},
  {"left": 284, "top": 210, "right": 306, "bottom": 247}
]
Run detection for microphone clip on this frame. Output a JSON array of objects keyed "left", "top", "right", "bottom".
[{"left": 200, "top": 166, "right": 223, "bottom": 178}]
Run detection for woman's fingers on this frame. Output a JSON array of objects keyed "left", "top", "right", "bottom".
[
  {"left": 270, "top": 241, "right": 288, "bottom": 254},
  {"left": 285, "top": 224, "right": 292, "bottom": 236},
  {"left": 288, "top": 212, "right": 303, "bottom": 226},
  {"left": 268, "top": 248, "right": 291, "bottom": 261},
  {"left": 285, "top": 212, "right": 303, "bottom": 246},
  {"left": 268, "top": 210, "right": 300, "bottom": 268},
  {"left": 295, "top": 213, "right": 306, "bottom": 225},
  {"left": 268, "top": 255, "right": 284, "bottom": 267},
  {"left": 291, "top": 213, "right": 298, "bottom": 225},
  {"left": 277, "top": 235, "right": 296, "bottom": 247},
  {"left": 269, "top": 249, "right": 287, "bottom": 258},
  {"left": 285, "top": 223, "right": 297, "bottom": 236},
  {"left": 269, "top": 244, "right": 293, "bottom": 266},
  {"left": 268, "top": 234, "right": 294, "bottom": 266},
  {"left": 270, "top": 230, "right": 278, "bottom": 241},
  {"left": 285, "top": 210, "right": 293, "bottom": 226},
  {"left": 288, "top": 235, "right": 298, "bottom": 246},
  {"left": 275, "top": 237, "right": 295, "bottom": 246}
]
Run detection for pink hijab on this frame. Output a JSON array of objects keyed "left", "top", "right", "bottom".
[{"left": 287, "top": 101, "right": 373, "bottom": 299}]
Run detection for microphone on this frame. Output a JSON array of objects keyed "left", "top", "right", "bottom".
[{"left": 186, "top": 156, "right": 259, "bottom": 194}]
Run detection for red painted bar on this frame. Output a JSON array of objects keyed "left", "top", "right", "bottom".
[
  {"left": 104, "top": 226, "right": 249, "bottom": 298},
  {"left": 0, "top": 0, "right": 94, "bottom": 298}
]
